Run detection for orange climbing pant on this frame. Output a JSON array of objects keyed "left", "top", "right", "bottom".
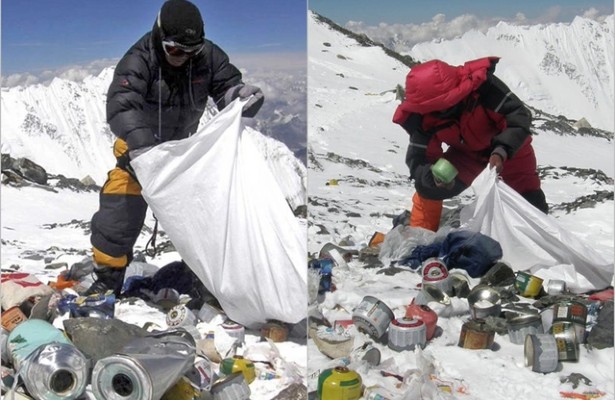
[{"left": 409, "top": 192, "right": 443, "bottom": 232}]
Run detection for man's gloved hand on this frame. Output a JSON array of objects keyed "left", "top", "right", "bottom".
[
  {"left": 414, "top": 164, "right": 454, "bottom": 190},
  {"left": 433, "top": 174, "right": 455, "bottom": 189},
  {"left": 488, "top": 153, "right": 504, "bottom": 173},
  {"left": 125, "top": 145, "right": 154, "bottom": 179},
  {"left": 129, "top": 145, "right": 154, "bottom": 161},
  {"left": 222, "top": 84, "right": 265, "bottom": 118}
]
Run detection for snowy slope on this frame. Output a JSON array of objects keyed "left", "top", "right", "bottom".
[
  {"left": 408, "top": 16, "right": 615, "bottom": 132},
  {"left": 308, "top": 13, "right": 414, "bottom": 253},
  {"left": 308, "top": 11, "right": 614, "bottom": 400},
  {"left": 1, "top": 71, "right": 116, "bottom": 184}
]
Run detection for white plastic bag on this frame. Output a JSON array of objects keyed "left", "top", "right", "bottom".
[
  {"left": 461, "top": 167, "right": 613, "bottom": 293},
  {"left": 131, "top": 99, "right": 306, "bottom": 327},
  {"left": 378, "top": 225, "right": 436, "bottom": 264},
  {"left": 1, "top": 272, "right": 54, "bottom": 310}
]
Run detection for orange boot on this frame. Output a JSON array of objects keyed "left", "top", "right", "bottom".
[{"left": 409, "top": 192, "right": 443, "bottom": 232}]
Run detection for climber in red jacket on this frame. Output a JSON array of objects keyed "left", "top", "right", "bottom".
[{"left": 393, "top": 57, "right": 548, "bottom": 231}]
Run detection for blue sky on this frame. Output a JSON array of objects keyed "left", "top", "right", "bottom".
[
  {"left": 1, "top": 0, "right": 307, "bottom": 76},
  {"left": 309, "top": 0, "right": 614, "bottom": 25},
  {"left": 2, "top": 1, "right": 613, "bottom": 86}
]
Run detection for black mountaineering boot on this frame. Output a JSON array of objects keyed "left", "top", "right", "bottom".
[{"left": 84, "top": 266, "right": 127, "bottom": 297}]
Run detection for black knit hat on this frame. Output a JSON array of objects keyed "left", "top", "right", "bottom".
[{"left": 157, "top": 0, "right": 204, "bottom": 45}]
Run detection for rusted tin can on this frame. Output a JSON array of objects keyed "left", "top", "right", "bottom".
[
  {"left": 405, "top": 303, "right": 438, "bottom": 340},
  {"left": 1, "top": 306, "right": 28, "bottom": 332},
  {"left": 260, "top": 320, "right": 289, "bottom": 342},
  {"left": 317, "top": 366, "right": 362, "bottom": 400},
  {"left": 221, "top": 320, "right": 246, "bottom": 344},
  {"left": 514, "top": 272, "right": 543, "bottom": 298},
  {"left": 210, "top": 372, "right": 251, "bottom": 400},
  {"left": 352, "top": 296, "right": 394, "bottom": 339},
  {"left": 552, "top": 301, "right": 587, "bottom": 343},
  {"left": 458, "top": 319, "right": 495, "bottom": 350},
  {"left": 388, "top": 318, "right": 426, "bottom": 352},
  {"left": 421, "top": 258, "right": 451, "bottom": 295},
  {"left": 220, "top": 356, "right": 256, "bottom": 384},
  {"left": 166, "top": 304, "right": 197, "bottom": 328},
  {"left": 550, "top": 321, "right": 580, "bottom": 361},
  {"left": 507, "top": 313, "right": 544, "bottom": 345},
  {"left": 524, "top": 334, "right": 559, "bottom": 373}
]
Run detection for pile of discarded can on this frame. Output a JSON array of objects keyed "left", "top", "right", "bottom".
[
  {"left": 309, "top": 248, "right": 605, "bottom": 400},
  {"left": 1, "top": 271, "right": 293, "bottom": 400}
]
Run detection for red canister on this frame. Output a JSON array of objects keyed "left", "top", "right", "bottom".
[{"left": 405, "top": 302, "right": 438, "bottom": 340}]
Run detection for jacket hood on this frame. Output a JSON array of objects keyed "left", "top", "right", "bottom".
[{"left": 393, "top": 57, "right": 499, "bottom": 123}]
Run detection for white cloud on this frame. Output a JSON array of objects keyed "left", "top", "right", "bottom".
[
  {"left": 345, "top": 14, "right": 498, "bottom": 52},
  {"left": 229, "top": 52, "right": 306, "bottom": 114},
  {"left": 231, "top": 52, "right": 307, "bottom": 117},
  {"left": 343, "top": 10, "right": 612, "bottom": 52},
  {"left": 1, "top": 58, "right": 118, "bottom": 88},
  {"left": 1, "top": 52, "right": 306, "bottom": 124},
  {"left": 582, "top": 7, "right": 611, "bottom": 22},
  {"left": 1, "top": 53, "right": 307, "bottom": 89},
  {"left": 513, "top": 13, "right": 529, "bottom": 24},
  {"left": 1, "top": 73, "right": 40, "bottom": 87}
]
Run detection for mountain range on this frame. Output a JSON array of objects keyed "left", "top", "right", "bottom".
[
  {"left": 349, "top": 14, "right": 614, "bottom": 132},
  {"left": 1, "top": 68, "right": 307, "bottom": 208}
]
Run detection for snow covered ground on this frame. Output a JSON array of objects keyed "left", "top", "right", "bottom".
[{"left": 1, "top": 182, "right": 307, "bottom": 399}]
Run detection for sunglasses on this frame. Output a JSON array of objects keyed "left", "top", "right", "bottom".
[{"left": 162, "top": 40, "right": 204, "bottom": 58}]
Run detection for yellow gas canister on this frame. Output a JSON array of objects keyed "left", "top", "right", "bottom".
[
  {"left": 220, "top": 356, "right": 256, "bottom": 384},
  {"left": 161, "top": 377, "right": 199, "bottom": 400},
  {"left": 317, "top": 366, "right": 362, "bottom": 400}
]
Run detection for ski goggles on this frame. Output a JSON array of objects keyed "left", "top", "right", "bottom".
[{"left": 162, "top": 39, "right": 204, "bottom": 58}]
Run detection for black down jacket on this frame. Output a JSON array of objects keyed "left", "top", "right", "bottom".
[{"left": 106, "top": 27, "right": 242, "bottom": 150}]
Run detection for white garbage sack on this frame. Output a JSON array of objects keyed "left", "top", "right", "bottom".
[
  {"left": 461, "top": 167, "right": 613, "bottom": 293},
  {"left": 378, "top": 224, "right": 437, "bottom": 264},
  {"left": 131, "top": 99, "right": 307, "bottom": 327}
]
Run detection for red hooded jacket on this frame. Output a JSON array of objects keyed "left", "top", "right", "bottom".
[{"left": 393, "top": 57, "right": 540, "bottom": 193}]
